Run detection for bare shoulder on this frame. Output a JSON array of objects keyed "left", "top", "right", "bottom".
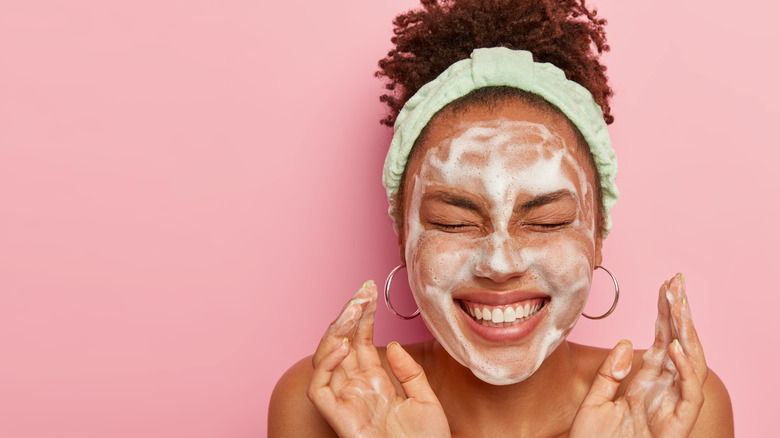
[
  {"left": 267, "top": 355, "right": 337, "bottom": 438},
  {"left": 690, "top": 367, "right": 734, "bottom": 438}
]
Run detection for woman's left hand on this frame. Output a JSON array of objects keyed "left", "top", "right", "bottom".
[{"left": 570, "top": 273, "right": 708, "bottom": 437}]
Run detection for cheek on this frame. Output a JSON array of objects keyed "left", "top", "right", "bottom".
[
  {"left": 535, "top": 235, "right": 594, "bottom": 323},
  {"left": 408, "top": 232, "right": 476, "bottom": 292},
  {"left": 543, "top": 234, "right": 593, "bottom": 281}
]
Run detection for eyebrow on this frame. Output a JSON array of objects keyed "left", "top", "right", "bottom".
[
  {"left": 516, "top": 189, "right": 579, "bottom": 213},
  {"left": 423, "top": 192, "right": 481, "bottom": 211}
]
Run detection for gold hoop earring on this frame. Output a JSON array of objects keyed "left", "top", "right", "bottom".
[
  {"left": 582, "top": 265, "right": 619, "bottom": 320},
  {"left": 384, "top": 265, "right": 420, "bottom": 320}
]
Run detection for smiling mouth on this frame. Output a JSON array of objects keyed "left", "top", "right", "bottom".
[{"left": 458, "top": 298, "right": 548, "bottom": 328}]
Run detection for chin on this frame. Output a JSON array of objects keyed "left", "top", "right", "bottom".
[
  {"left": 462, "top": 330, "right": 568, "bottom": 386},
  {"left": 420, "top": 299, "right": 574, "bottom": 386}
]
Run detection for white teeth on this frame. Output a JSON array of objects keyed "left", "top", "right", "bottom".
[
  {"left": 504, "top": 306, "right": 516, "bottom": 322},
  {"left": 465, "top": 300, "right": 545, "bottom": 326}
]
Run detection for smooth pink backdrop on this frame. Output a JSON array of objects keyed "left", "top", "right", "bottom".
[{"left": 1, "top": 1, "right": 777, "bottom": 436}]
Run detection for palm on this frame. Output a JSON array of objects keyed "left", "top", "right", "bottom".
[
  {"left": 308, "top": 281, "right": 450, "bottom": 438},
  {"left": 321, "top": 360, "right": 447, "bottom": 436},
  {"left": 571, "top": 274, "right": 707, "bottom": 438},
  {"left": 577, "top": 366, "right": 692, "bottom": 437}
]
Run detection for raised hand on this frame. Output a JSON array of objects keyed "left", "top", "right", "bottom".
[
  {"left": 307, "top": 280, "right": 451, "bottom": 438},
  {"left": 571, "top": 273, "right": 707, "bottom": 437}
]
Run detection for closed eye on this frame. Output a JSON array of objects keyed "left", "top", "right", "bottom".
[
  {"left": 536, "top": 222, "right": 568, "bottom": 227},
  {"left": 524, "top": 221, "right": 571, "bottom": 230},
  {"left": 430, "top": 222, "right": 475, "bottom": 230}
]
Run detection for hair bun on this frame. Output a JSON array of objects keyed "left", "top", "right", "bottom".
[{"left": 376, "top": 0, "right": 613, "bottom": 127}]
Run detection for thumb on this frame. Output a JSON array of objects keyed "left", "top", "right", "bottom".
[
  {"left": 582, "top": 339, "right": 634, "bottom": 407},
  {"left": 386, "top": 341, "right": 440, "bottom": 405}
]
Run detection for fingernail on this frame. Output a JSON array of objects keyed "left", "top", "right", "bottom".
[
  {"left": 680, "top": 272, "right": 684, "bottom": 281},
  {"left": 342, "top": 337, "right": 349, "bottom": 344},
  {"left": 387, "top": 341, "right": 400, "bottom": 348},
  {"left": 681, "top": 297, "right": 687, "bottom": 306},
  {"left": 618, "top": 339, "right": 632, "bottom": 347},
  {"left": 361, "top": 279, "right": 374, "bottom": 289}
]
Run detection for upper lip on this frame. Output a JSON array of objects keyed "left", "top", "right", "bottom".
[{"left": 454, "top": 290, "right": 549, "bottom": 306}]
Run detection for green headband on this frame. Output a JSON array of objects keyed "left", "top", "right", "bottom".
[{"left": 382, "top": 47, "right": 618, "bottom": 235}]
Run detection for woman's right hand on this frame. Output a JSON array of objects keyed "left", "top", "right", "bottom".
[{"left": 307, "top": 280, "right": 451, "bottom": 438}]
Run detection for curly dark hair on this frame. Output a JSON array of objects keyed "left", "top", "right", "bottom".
[
  {"left": 376, "top": 0, "right": 613, "bottom": 127},
  {"left": 376, "top": 0, "right": 614, "bottom": 240}
]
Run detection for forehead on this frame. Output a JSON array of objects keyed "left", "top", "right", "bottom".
[
  {"left": 423, "top": 120, "right": 568, "bottom": 176},
  {"left": 405, "top": 101, "right": 594, "bottom": 196}
]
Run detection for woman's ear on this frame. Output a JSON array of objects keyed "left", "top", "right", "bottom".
[
  {"left": 594, "top": 235, "right": 603, "bottom": 267},
  {"left": 398, "top": 232, "right": 407, "bottom": 266}
]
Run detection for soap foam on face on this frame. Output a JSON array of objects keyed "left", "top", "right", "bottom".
[{"left": 404, "top": 120, "right": 598, "bottom": 385}]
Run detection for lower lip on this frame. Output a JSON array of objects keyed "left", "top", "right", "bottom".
[{"left": 457, "top": 301, "right": 547, "bottom": 343}]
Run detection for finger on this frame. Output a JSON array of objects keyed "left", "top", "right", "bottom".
[
  {"left": 386, "top": 341, "right": 440, "bottom": 405},
  {"left": 354, "top": 280, "right": 377, "bottom": 346},
  {"left": 645, "top": 280, "right": 673, "bottom": 370},
  {"left": 354, "top": 280, "right": 383, "bottom": 370},
  {"left": 581, "top": 339, "right": 634, "bottom": 407},
  {"left": 669, "top": 274, "right": 708, "bottom": 384},
  {"left": 308, "top": 338, "right": 351, "bottom": 407},
  {"left": 666, "top": 273, "right": 686, "bottom": 341},
  {"left": 668, "top": 339, "right": 705, "bottom": 424},
  {"left": 654, "top": 280, "right": 673, "bottom": 345},
  {"left": 312, "top": 285, "right": 365, "bottom": 367}
]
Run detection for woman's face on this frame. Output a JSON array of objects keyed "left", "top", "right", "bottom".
[{"left": 401, "top": 99, "right": 602, "bottom": 385}]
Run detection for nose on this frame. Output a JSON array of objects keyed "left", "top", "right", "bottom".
[{"left": 472, "top": 232, "right": 528, "bottom": 284}]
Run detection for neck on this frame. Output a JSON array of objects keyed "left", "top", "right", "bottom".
[{"left": 422, "top": 339, "right": 588, "bottom": 437}]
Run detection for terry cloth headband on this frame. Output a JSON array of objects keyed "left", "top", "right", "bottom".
[{"left": 382, "top": 47, "right": 618, "bottom": 235}]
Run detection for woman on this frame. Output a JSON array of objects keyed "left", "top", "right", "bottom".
[{"left": 269, "top": 0, "right": 733, "bottom": 436}]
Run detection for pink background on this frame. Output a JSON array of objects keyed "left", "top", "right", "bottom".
[{"left": 1, "top": 0, "right": 777, "bottom": 436}]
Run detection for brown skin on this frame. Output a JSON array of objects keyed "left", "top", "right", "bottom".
[
  {"left": 270, "top": 341, "right": 733, "bottom": 437},
  {"left": 268, "top": 101, "right": 734, "bottom": 437}
]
